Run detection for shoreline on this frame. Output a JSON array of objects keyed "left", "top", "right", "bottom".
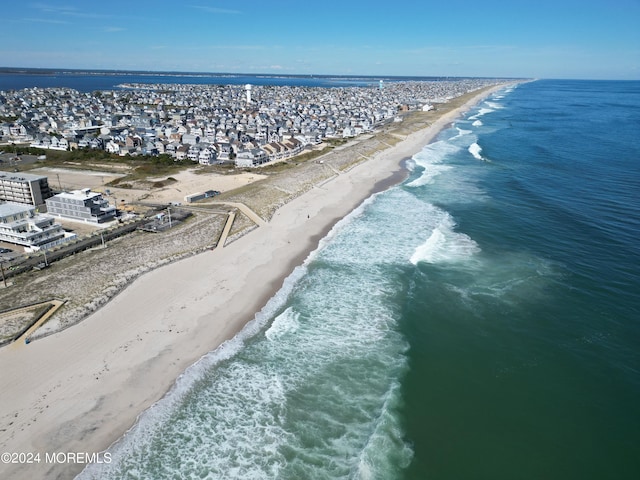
[{"left": 0, "top": 84, "right": 509, "bottom": 480}]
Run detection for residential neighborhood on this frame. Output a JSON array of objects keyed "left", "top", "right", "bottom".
[{"left": 0, "top": 79, "right": 501, "bottom": 167}]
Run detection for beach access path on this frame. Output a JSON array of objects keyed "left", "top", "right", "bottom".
[{"left": 0, "top": 84, "right": 509, "bottom": 480}]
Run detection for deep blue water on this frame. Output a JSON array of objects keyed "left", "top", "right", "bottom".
[
  {"left": 78, "top": 79, "right": 640, "bottom": 479},
  {"left": 400, "top": 79, "right": 640, "bottom": 479}
]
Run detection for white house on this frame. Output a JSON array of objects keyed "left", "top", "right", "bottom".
[
  {"left": 182, "top": 133, "right": 200, "bottom": 145},
  {"left": 105, "top": 140, "right": 122, "bottom": 154},
  {"left": 175, "top": 145, "right": 189, "bottom": 161},
  {"left": 199, "top": 147, "right": 218, "bottom": 165},
  {"left": 235, "top": 148, "right": 268, "bottom": 168},
  {"left": 187, "top": 145, "right": 201, "bottom": 162}
]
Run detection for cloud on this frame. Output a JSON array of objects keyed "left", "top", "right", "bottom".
[
  {"left": 30, "top": 2, "right": 112, "bottom": 19},
  {"left": 23, "top": 17, "right": 70, "bottom": 24},
  {"left": 30, "top": 2, "right": 77, "bottom": 14},
  {"left": 104, "top": 26, "right": 125, "bottom": 33},
  {"left": 190, "top": 5, "right": 242, "bottom": 15},
  {"left": 201, "top": 44, "right": 266, "bottom": 51}
]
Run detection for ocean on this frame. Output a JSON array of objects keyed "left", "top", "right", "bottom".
[{"left": 79, "top": 79, "right": 640, "bottom": 479}]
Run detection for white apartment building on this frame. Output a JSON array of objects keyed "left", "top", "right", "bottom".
[
  {"left": 45, "top": 188, "right": 116, "bottom": 224},
  {"left": 0, "top": 202, "right": 75, "bottom": 252},
  {"left": 0, "top": 171, "right": 54, "bottom": 206}
]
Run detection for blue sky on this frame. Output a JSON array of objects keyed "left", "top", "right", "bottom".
[{"left": 1, "top": 1, "right": 638, "bottom": 79}]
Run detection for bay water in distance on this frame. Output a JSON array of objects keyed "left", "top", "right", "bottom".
[
  {"left": 78, "top": 79, "right": 640, "bottom": 479},
  {"left": 0, "top": 68, "right": 462, "bottom": 92}
]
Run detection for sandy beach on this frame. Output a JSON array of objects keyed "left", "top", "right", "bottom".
[
  {"left": 27, "top": 166, "right": 267, "bottom": 207},
  {"left": 0, "top": 85, "right": 507, "bottom": 480}
]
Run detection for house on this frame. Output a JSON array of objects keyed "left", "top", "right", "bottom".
[
  {"left": 235, "top": 148, "right": 268, "bottom": 168},
  {"left": 187, "top": 145, "right": 201, "bottom": 162},
  {"left": 155, "top": 139, "right": 167, "bottom": 154},
  {"left": 199, "top": 147, "right": 218, "bottom": 165},
  {"left": 283, "top": 136, "right": 303, "bottom": 156},
  {"left": 268, "top": 130, "right": 281, "bottom": 143},
  {"left": 125, "top": 134, "right": 143, "bottom": 149},
  {"left": 52, "top": 137, "right": 69, "bottom": 151},
  {"left": 130, "top": 113, "right": 153, "bottom": 129},
  {"left": 89, "top": 137, "right": 104, "bottom": 149},
  {"left": 8, "top": 124, "right": 29, "bottom": 140},
  {"left": 165, "top": 142, "right": 180, "bottom": 157},
  {"left": 182, "top": 132, "right": 200, "bottom": 145},
  {"left": 143, "top": 142, "right": 159, "bottom": 156},
  {"left": 261, "top": 142, "right": 283, "bottom": 161},
  {"left": 105, "top": 140, "right": 123, "bottom": 155},
  {"left": 342, "top": 126, "right": 355, "bottom": 138},
  {"left": 175, "top": 145, "right": 190, "bottom": 161},
  {"left": 217, "top": 142, "right": 234, "bottom": 161}
]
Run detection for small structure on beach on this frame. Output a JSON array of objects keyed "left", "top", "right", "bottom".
[{"left": 184, "top": 190, "right": 221, "bottom": 203}]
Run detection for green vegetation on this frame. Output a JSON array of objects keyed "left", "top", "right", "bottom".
[
  {"left": 104, "top": 156, "right": 190, "bottom": 184},
  {"left": 9, "top": 143, "right": 194, "bottom": 180},
  {"left": 0, "top": 303, "right": 52, "bottom": 345}
]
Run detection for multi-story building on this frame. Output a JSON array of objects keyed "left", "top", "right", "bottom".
[
  {"left": 0, "top": 171, "right": 54, "bottom": 206},
  {"left": 45, "top": 188, "right": 116, "bottom": 224},
  {"left": 0, "top": 202, "right": 75, "bottom": 251}
]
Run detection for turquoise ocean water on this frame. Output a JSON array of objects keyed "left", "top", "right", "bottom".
[{"left": 79, "top": 80, "right": 640, "bottom": 479}]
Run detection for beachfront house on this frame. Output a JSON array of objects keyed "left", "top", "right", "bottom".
[
  {"left": 217, "top": 142, "right": 234, "bottom": 161},
  {"left": 235, "top": 148, "right": 268, "bottom": 168},
  {"left": 175, "top": 145, "right": 190, "bottom": 161},
  {"left": 198, "top": 147, "right": 218, "bottom": 165},
  {"left": 187, "top": 145, "right": 201, "bottom": 162}
]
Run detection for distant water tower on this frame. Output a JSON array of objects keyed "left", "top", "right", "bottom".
[{"left": 245, "top": 84, "right": 252, "bottom": 104}]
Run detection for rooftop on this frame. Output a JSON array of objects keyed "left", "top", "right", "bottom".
[
  {"left": 0, "top": 201, "right": 34, "bottom": 216},
  {"left": 0, "top": 170, "right": 47, "bottom": 182},
  {"left": 52, "top": 188, "right": 102, "bottom": 200}
]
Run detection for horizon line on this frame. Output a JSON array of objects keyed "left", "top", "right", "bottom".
[{"left": 0, "top": 66, "right": 527, "bottom": 81}]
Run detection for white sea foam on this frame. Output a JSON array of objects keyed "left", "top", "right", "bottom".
[
  {"left": 468, "top": 142, "right": 487, "bottom": 161},
  {"left": 355, "top": 379, "right": 412, "bottom": 479},
  {"left": 485, "top": 101, "right": 503, "bottom": 110},
  {"left": 469, "top": 106, "right": 495, "bottom": 120},
  {"left": 265, "top": 306, "right": 300, "bottom": 340},
  {"left": 472, "top": 119, "right": 483, "bottom": 127},
  {"left": 453, "top": 126, "right": 472, "bottom": 138},
  {"left": 406, "top": 164, "right": 453, "bottom": 187},
  {"left": 406, "top": 141, "right": 458, "bottom": 187},
  {"left": 410, "top": 213, "right": 480, "bottom": 265}
]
